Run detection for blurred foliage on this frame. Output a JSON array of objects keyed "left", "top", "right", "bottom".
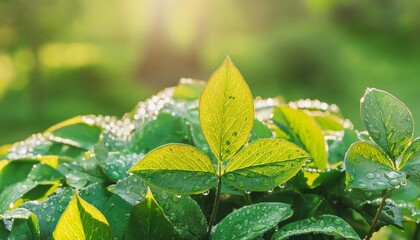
[{"left": 1, "top": 0, "right": 420, "bottom": 144}]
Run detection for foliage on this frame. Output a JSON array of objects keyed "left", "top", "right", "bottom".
[{"left": 0, "top": 58, "right": 419, "bottom": 239}]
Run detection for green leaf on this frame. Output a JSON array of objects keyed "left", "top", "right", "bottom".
[
  {"left": 211, "top": 202, "right": 292, "bottom": 240},
  {"left": 361, "top": 88, "right": 413, "bottom": 160},
  {"left": 53, "top": 193, "right": 112, "bottom": 240},
  {"left": 400, "top": 137, "right": 420, "bottom": 179},
  {"left": 108, "top": 175, "right": 148, "bottom": 206},
  {"left": 249, "top": 120, "right": 273, "bottom": 142},
  {"left": 1, "top": 208, "right": 40, "bottom": 240},
  {"left": 223, "top": 139, "right": 309, "bottom": 191},
  {"left": 22, "top": 187, "right": 73, "bottom": 239},
  {"left": 173, "top": 78, "right": 206, "bottom": 101},
  {"left": 46, "top": 117, "right": 102, "bottom": 150},
  {"left": 125, "top": 188, "right": 176, "bottom": 240},
  {"left": 130, "top": 144, "right": 218, "bottom": 195},
  {"left": 271, "top": 215, "right": 360, "bottom": 240},
  {"left": 152, "top": 188, "right": 207, "bottom": 239},
  {"left": 275, "top": 106, "right": 328, "bottom": 169},
  {"left": 78, "top": 182, "right": 132, "bottom": 239},
  {"left": 345, "top": 142, "right": 406, "bottom": 190},
  {"left": 199, "top": 57, "right": 254, "bottom": 160}
]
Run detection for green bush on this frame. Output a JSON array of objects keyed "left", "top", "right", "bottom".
[{"left": 0, "top": 58, "right": 419, "bottom": 239}]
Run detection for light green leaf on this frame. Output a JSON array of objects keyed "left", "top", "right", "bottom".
[
  {"left": 199, "top": 57, "right": 254, "bottom": 160},
  {"left": 130, "top": 144, "right": 217, "bottom": 195},
  {"left": 211, "top": 202, "right": 292, "bottom": 240},
  {"left": 173, "top": 78, "right": 206, "bottom": 101},
  {"left": 1, "top": 208, "right": 40, "bottom": 240},
  {"left": 276, "top": 106, "right": 328, "bottom": 169},
  {"left": 53, "top": 193, "right": 112, "bottom": 240},
  {"left": 223, "top": 139, "right": 309, "bottom": 191},
  {"left": 361, "top": 88, "right": 413, "bottom": 160},
  {"left": 345, "top": 142, "right": 406, "bottom": 190},
  {"left": 400, "top": 137, "right": 420, "bottom": 179},
  {"left": 271, "top": 215, "right": 360, "bottom": 240},
  {"left": 125, "top": 188, "right": 176, "bottom": 240}
]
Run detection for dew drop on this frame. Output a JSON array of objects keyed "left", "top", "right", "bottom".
[
  {"left": 46, "top": 215, "right": 52, "bottom": 223},
  {"left": 318, "top": 220, "right": 326, "bottom": 227},
  {"left": 202, "top": 190, "right": 210, "bottom": 196},
  {"left": 225, "top": 173, "right": 236, "bottom": 181},
  {"left": 278, "top": 183, "right": 286, "bottom": 189},
  {"left": 204, "top": 179, "right": 212, "bottom": 186},
  {"left": 252, "top": 225, "right": 265, "bottom": 232},
  {"left": 365, "top": 173, "right": 375, "bottom": 179},
  {"left": 389, "top": 179, "right": 400, "bottom": 186},
  {"left": 244, "top": 190, "right": 252, "bottom": 195},
  {"left": 267, "top": 189, "right": 274, "bottom": 193}
]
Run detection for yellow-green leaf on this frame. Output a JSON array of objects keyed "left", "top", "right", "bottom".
[
  {"left": 53, "top": 193, "right": 112, "bottom": 240},
  {"left": 276, "top": 106, "right": 328, "bottom": 169},
  {"left": 129, "top": 144, "right": 218, "bottom": 195},
  {"left": 199, "top": 57, "right": 254, "bottom": 160},
  {"left": 223, "top": 139, "right": 309, "bottom": 191}
]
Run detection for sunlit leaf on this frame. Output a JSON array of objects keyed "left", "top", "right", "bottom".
[
  {"left": 361, "top": 88, "right": 413, "bottom": 160},
  {"left": 275, "top": 106, "right": 328, "bottom": 169},
  {"left": 271, "top": 215, "right": 360, "bottom": 240},
  {"left": 400, "top": 137, "right": 420, "bottom": 179},
  {"left": 345, "top": 142, "right": 406, "bottom": 190},
  {"left": 223, "top": 139, "right": 309, "bottom": 191},
  {"left": 125, "top": 188, "right": 176, "bottom": 240},
  {"left": 130, "top": 144, "right": 217, "bottom": 195},
  {"left": 199, "top": 57, "right": 254, "bottom": 160},
  {"left": 53, "top": 193, "right": 112, "bottom": 240},
  {"left": 211, "top": 202, "right": 292, "bottom": 240}
]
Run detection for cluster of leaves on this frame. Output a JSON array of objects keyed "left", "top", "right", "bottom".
[{"left": 0, "top": 58, "right": 419, "bottom": 239}]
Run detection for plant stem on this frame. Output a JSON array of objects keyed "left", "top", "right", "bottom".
[
  {"left": 207, "top": 161, "right": 223, "bottom": 237},
  {"left": 244, "top": 193, "right": 252, "bottom": 205},
  {"left": 365, "top": 190, "right": 388, "bottom": 240}
]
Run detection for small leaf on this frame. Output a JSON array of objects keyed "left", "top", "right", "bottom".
[
  {"left": 1, "top": 208, "right": 40, "bottom": 240},
  {"left": 173, "top": 78, "right": 206, "bottom": 101},
  {"left": 345, "top": 142, "right": 406, "bottom": 190},
  {"left": 271, "top": 215, "right": 360, "bottom": 240},
  {"left": 109, "top": 175, "right": 148, "bottom": 206},
  {"left": 22, "top": 187, "right": 73, "bottom": 239},
  {"left": 223, "top": 139, "right": 309, "bottom": 191},
  {"left": 275, "top": 106, "right": 328, "bottom": 169},
  {"left": 249, "top": 120, "right": 273, "bottom": 142},
  {"left": 211, "top": 202, "right": 292, "bottom": 240},
  {"left": 125, "top": 188, "right": 176, "bottom": 240},
  {"left": 199, "top": 57, "right": 254, "bottom": 160},
  {"left": 53, "top": 193, "right": 112, "bottom": 240},
  {"left": 361, "top": 88, "right": 413, "bottom": 160},
  {"left": 400, "top": 137, "right": 420, "bottom": 179},
  {"left": 45, "top": 116, "right": 102, "bottom": 150},
  {"left": 130, "top": 144, "right": 217, "bottom": 195}
]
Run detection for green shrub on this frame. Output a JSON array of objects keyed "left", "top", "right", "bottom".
[{"left": 0, "top": 57, "right": 418, "bottom": 239}]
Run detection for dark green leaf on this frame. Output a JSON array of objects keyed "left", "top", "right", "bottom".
[
  {"left": 125, "top": 189, "right": 176, "bottom": 240},
  {"left": 345, "top": 142, "right": 406, "bottom": 190},
  {"left": 249, "top": 120, "right": 273, "bottom": 142},
  {"left": 211, "top": 202, "right": 292, "bottom": 240},
  {"left": 1, "top": 208, "right": 40, "bottom": 240},
  {"left": 21, "top": 187, "right": 73, "bottom": 240},
  {"left": 108, "top": 175, "right": 148, "bottom": 206},
  {"left": 361, "top": 88, "right": 413, "bottom": 160},
  {"left": 272, "top": 215, "right": 360, "bottom": 240}
]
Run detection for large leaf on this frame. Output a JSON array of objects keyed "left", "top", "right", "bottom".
[
  {"left": 21, "top": 187, "right": 73, "bottom": 240},
  {"left": 125, "top": 188, "right": 176, "bottom": 240},
  {"left": 271, "top": 215, "right": 360, "bottom": 240},
  {"left": 361, "top": 88, "right": 413, "bottom": 160},
  {"left": 0, "top": 208, "right": 40, "bottom": 240},
  {"left": 223, "top": 139, "right": 309, "bottom": 191},
  {"left": 400, "top": 137, "right": 420, "bottom": 179},
  {"left": 129, "top": 144, "right": 218, "bottom": 195},
  {"left": 211, "top": 202, "right": 292, "bottom": 240},
  {"left": 345, "top": 142, "right": 406, "bottom": 190},
  {"left": 199, "top": 57, "right": 254, "bottom": 160},
  {"left": 275, "top": 106, "right": 328, "bottom": 169},
  {"left": 53, "top": 193, "right": 112, "bottom": 240}
]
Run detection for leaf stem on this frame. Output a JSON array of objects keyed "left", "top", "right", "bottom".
[
  {"left": 207, "top": 161, "right": 223, "bottom": 238},
  {"left": 365, "top": 190, "right": 388, "bottom": 240}
]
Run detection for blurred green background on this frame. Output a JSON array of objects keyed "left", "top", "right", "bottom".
[{"left": 1, "top": 0, "right": 420, "bottom": 145}]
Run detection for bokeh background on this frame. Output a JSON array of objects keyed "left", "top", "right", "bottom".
[{"left": 1, "top": 0, "right": 420, "bottom": 145}]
